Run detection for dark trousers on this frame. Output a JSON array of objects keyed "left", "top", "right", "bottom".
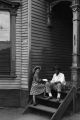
[{"left": 45, "top": 82, "right": 63, "bottom": 93}]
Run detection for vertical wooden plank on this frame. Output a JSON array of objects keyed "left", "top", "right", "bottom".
[
  {"left": 21, "top": 0, "right": 29, "bottom": 89},
  {"left": 28, "top": 0, "right": 32, "bottom": 91},
  {"left": 10, "top": 14, "right": 16, "bottom": 77},
  {"left": 73, "top": 87, "right": 76, "bottom": 113}
]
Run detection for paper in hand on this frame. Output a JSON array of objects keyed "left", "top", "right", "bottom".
[{"left": 42, "top": 79, "right": 48, "bottom": 82}]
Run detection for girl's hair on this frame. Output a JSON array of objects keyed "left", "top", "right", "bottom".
[{"left": 32, "top": 66, "right": 41, "bottom": 74}]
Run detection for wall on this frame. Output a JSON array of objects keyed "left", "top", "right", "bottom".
[
  {"left": 31, "top": 0, "right": 73, "bottom": 82},
  {"left": 21, "top": 0, "right": 29, "bottom": 89},
  {"left": 0, "top": 0, "right": 29, "bottom": 107},
  {"left": 31, "top": 0, "right": 52, "bottom": 81},
  {"left": 51, "top": 2, "right": 73, "bottom": 81},
  {"left": 0, "top": 0, "right": 73, "bottom": 107},
  {"left": 0, "top": 0, "right": 22, "bottom": 89},
  {"left": 0, "top": 0, "right": 29, "bottom": 90}
]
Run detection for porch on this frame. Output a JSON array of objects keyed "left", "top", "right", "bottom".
[{"left": 26, "top": 0, "right": 80, "bottom": 120}]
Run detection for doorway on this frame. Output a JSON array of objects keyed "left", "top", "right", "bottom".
[{"left": 50, "top": 1, "right": 73, "bottom": 81}]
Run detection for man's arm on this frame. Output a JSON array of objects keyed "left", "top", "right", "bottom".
[
  {"left": 60, "top": 74, "right": 66, "bottom": 85},
  {"left": 50, "top": 74, "right": 55, "bottom": 83}
]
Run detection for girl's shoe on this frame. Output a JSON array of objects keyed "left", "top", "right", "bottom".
[
  {"left": 33, "top": 102, "right": 37, "bottom": 106},
  {"left": 46, "top": 96, "right": 53, "bottom": 100}
]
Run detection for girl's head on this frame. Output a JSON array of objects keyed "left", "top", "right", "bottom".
[{"left": 33, "top": 66, "right": 41, "bottom": 74}]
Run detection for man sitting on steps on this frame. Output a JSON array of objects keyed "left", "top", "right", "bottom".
[{"left": 45, "top": 66, "right": 66, "bottom": 101}]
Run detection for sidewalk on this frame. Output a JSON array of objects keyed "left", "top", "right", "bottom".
[
  {"left": 62, "top": 113, "right": 80, "bottom": 120},
  {"left": 0, "top": 107, "right": 80, "bottom": 120},
  {"left": 0, "top": 108, "right": 49, "bottom": 120}
]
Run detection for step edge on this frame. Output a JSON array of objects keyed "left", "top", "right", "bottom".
[{"left": 28, "top": 104, "right": 57, "bottom": 113}]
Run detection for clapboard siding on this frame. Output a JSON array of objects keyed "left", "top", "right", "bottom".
[
  {"left": 31, "top": 0, "right": 72, "bottom": 80},
  {"left": 21, "top": 0, "right": 29, "bottom": 89},
  {"left": 0, "top": 1, "right": 22, "bottom": 89},
  {"left": 15, "top": 5, "right": 22, "bottom": 86},
  {"left": 0, "top": 0, "right": 28, "bottom": 107},
  {"left": 31, "top": 0, "right": 51, "bottom": 79}
]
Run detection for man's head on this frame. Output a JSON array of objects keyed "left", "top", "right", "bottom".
[{"left": 54, "top": 65, "right": 60, "bottom": 75}]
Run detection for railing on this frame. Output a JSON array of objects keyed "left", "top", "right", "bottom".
[{"left": 50, "top": 86, "right": 76, "bottom": 120}]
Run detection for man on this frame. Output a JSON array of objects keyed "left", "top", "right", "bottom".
[{"left": 45, "top": 66, "right": 66, "bottom": 101}]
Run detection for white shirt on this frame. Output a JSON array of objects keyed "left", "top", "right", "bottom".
[{"left": 50, "top": 72, "right": 66, "bottom": 85}]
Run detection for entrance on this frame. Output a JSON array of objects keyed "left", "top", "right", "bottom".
[
  {"left": 29, "top": 1, "right": 73, "bottom": 90},
  {"left": 46, "top": 1, "right": 73, "bottom": 81}
]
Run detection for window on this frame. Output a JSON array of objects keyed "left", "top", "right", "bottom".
[
  {"left": 0, "top": 11, "right": 10, "bottom": 76},
  {"left": 0, "top": 11, "right": 10, "bottom": 42},
  {"left": 0, "top": 0, "right": 20, "bottom": 77}
]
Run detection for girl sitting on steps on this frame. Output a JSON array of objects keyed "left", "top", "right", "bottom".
[{"left": 30, "top": 66, "right": 45, "bottom": 106}]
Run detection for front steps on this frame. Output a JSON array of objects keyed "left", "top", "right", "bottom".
[
  {"left": 24, "top": 87, "right": 76, "bottom": 120},
  {"left": 28, "top": 104, "right": 57, "bottom": 114}
]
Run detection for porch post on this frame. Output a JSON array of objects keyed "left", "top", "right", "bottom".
[{"left": 71, "top": 0, "right": 80, "bottom": 88}]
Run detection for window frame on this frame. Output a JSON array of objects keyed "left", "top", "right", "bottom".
[{"left": 0, "top": 0, "right": 20, "bottom": 78}]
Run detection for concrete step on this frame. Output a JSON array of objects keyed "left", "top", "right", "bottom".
[
  {"left": 37, "top": 96, "right": 63, "bottom": 104},
  {"left": 28, "top": 104, "right": 57, "bottom": 114},
  {"left": 36, "top": 96, "right": 62, "bottom": 108}
]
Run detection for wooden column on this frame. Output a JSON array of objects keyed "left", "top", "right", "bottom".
[
  {"left": 71, "top": 0, "right": 80, "bottom": 88},
  {"left": 10, "top": 10, "right": 16, "bottom": 77}
]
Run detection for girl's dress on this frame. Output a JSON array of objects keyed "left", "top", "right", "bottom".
[{"left": 30, "top": 73, "right": 45, "bottom": 95}]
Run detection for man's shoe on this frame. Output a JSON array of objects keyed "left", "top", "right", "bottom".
[
  {"left": 44, "top": 95, "right": 48, "bottom": 98},
  {"left": 56, "top": 98, "right": 60, "bottom": 102}
]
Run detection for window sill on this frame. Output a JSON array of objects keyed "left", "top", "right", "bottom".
[{"left": 0, "top": 75, "right": 17, "bottom": 79}]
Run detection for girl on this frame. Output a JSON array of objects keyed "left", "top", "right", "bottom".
[{"left": 30, "top": 66, "right": 45, "bottom": 105}]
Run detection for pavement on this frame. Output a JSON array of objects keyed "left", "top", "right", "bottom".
[
  {"left": 0, "top": 107, "right": 50, "bottom": 120},
  {"left": 0, "top": 107, "right": 80, "bottom": 120},
  {"left": 62, "top": 113, "right": 80, "bottom": 120}
]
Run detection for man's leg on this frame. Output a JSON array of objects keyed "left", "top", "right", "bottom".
[
  {"left": 45, "top": 82, "right": 52, "bottom": 97},
  {"left": 56, "top": 83, "right": 62, "bottom": 100}
]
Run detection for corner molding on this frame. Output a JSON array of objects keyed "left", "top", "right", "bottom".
[{"left": 0, "top": 0, "right": 21, "bottom": 13}]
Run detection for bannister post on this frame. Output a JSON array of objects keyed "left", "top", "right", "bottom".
[
  {"left": 73, "top": 87, "right": 77, "bottom": 113},
  {"left": 71, "top": 0, "right": 80, "bottom": 88}
]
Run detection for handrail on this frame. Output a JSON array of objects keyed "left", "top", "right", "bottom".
[{"left": 50, "top": 86, "right": 76, "bottom": 120}]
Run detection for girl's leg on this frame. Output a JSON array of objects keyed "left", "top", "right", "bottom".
[{"left": 33, "top": 95, "right": 36, "bottom": 105}]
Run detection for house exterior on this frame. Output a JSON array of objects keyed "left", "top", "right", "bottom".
[{"left": 0, "top": 0, "right": 80, "bottom": 108}]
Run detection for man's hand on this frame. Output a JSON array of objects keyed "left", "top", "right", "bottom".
[{"left": 54, "top": 81, "right": 61, "bottom": 84}]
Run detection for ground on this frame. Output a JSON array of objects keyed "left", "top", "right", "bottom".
[
  {"left": 0, "top": 107, "right": 80, "bottom": 120},
  {"left": 62, "top": 113, "right": 80, "bottom": 120}
]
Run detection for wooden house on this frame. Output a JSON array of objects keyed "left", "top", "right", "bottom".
[{"left": 0, "top": 1, "right": 80, "bottom": 118}]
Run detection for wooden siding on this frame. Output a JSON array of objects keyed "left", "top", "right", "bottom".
[
  {"left": 15, "top": 3, "right": 22, "bottom": 88},
  {"left": 0, "top": 0, "right": 73, "bottom": 90},
  {"left": 31, "top": 0, "right": 73, "bottom": 81},
  {"left": 0, "top": 0, "right": 30, "bottom": 89},
  {"left": 0, "top": 0, "right": 29, "bottom": 89},
  {"left": 21, "top": 0, "right": 29, "bottom": 89},
  {"left": 31, "top": 0, "right": 52, "bottom": 80},
  {"left": 0, "top": 1, "right": 22, "bottom": 89}
]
